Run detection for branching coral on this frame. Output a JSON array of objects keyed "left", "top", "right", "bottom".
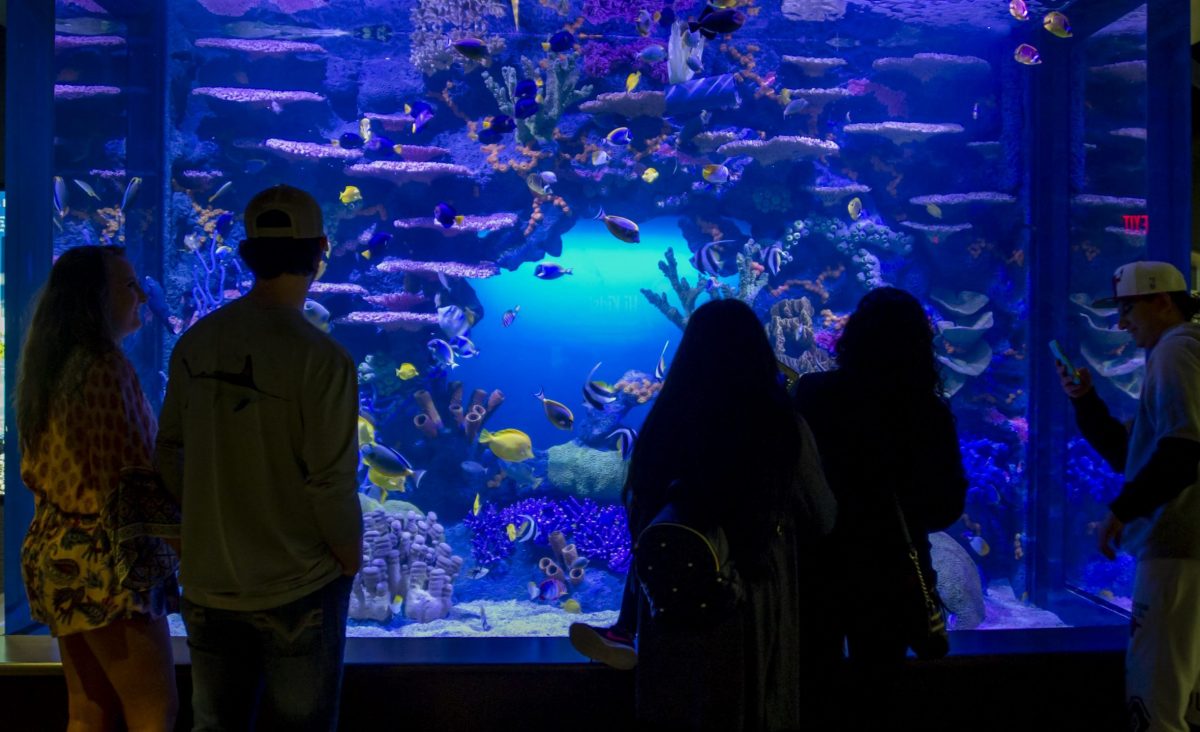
[
  {"left": 409, "top": 0, "right": 506, "bottom": 75},
  {"left": 462, "top": 496, "right": 631, "bottom": 572},
  {"left": 640, "top": 247, "right": 707, "bottom": 330},
  {"left": 482, "top": 55, "right": 593, "bottom": 144}
]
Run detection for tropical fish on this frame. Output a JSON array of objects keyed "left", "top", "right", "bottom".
[
  {"left": 1043, "top": 11, "right": 1072, "bottom": 38},
  {"left": 626, "top": 71, "right": 641, "bottom": 93},
  {"left": 473, "top": 493, "right": 482, "bottom": 516},
  {"left": 534, "top": 387, "right": 575, "bottom": 430},
  {"left": 438, "top": 304, "right": 469, "bottom": 338},
  {"left": 583, "top": 362, "right": 618, "bottom": 410},
  {"left": 210, "top": 213, "right": 233, "bottom": 240},
  {"left": 183, "top": 232, "right": 206, "bottom": 252},
  {"left": 702, "top": 164, "right": 730, "bottom": 184},
  {"left": 690, "top": 240, "right": 724, "bottom": 275},
  {"left": 462, "top": 460, "right": 488, "bottom": 476},
  {"left": 141, "top": 276, "right": 172, "bottom": 329},
  {"left": 339, "top": 186, "right": 362, "bottom": 205},
  {"left": 562, "top": 598, "right": 582, "bottom": 614},
  {"left": 1014, "top": 43, "right": 1042, "bottom": 66},
  {"left": 571, "top": 556, "right": 589, "bottom": 569},
  {"left": 606, "top": 127, "right": 633, "bottom": 146},
  {"left": 545, "top": 30, "right": 575, "bottom": 53},
  {"left": 689, "top": 6, "right": 745, "bottom": 40},
  {"left": 526, "top": 172, "right": 553, "bottom": 196},
  {"left": 609, "top": 426, "right": 638, "bottom": 460},
  {"left": 405, "top": 101, "right": 435, "bottom": 133},
  {"left": 514, "top": 97, "right": 539, "bottom": 119},
  {"left": 358, "top": 413, "right": 377, "bottom": 446},
  {"left": 594, "top": 209, "right": 640, "bottom": 243},
  {"left": 963, "top": 532, "right": 991, "bottom": 557},
  {"left": 638, "top": 45, "right": 667, "bottom": 63},
  {"left": 451, "top": 38, "right": 489, "bottom": 61},
  {"left": 636, "top": 9, "right": 653, "bottom": 36},
  {"left": 73, "top": 179, "right": 100, "bottom": 201},
  {"left": 656, "top": 340, "right": 669, "bottom": 380},
  {"left": 358, "top": 231, "right": 391, "bottom": 261},
  {"left": 534, "top": 263, "right": 573, "bottom": 279},
  {"left": 427, "top": 338, "right": 459, "bottom": 369},
  {"left": 847, "top": 196, "right": 863, "bottom": 221},
  {"left": 123, "top": 176, "right": 143, "bottom": 210},
  {"left": 467, "top": 566, "right": 490, "bottom": 580},
  {"left": 763, "top": 242, "right": 786, "bottom": 277},
  {"left": 511, "top": 0, "right": 520, "bottom": 30},
  {"left": 502, "top": 305, "right": 521, "bottom": 327},
  {"left": 244, "top": 158, "right": 269, "bottom": 174},
  {"left": 450, "top": 335, "right": 480, "bottom": 359},
  {"left": 926, "top": 203, "right": 943, "bottom": 219},
  {"left": 337, "top": 132, "right": 365, "bottom": 149},
  {"left": 507, "top": 524, "right": 519, "bottom": 542},
  {"left": 53, "top": 176, "right": 68, "bottom": 219},
  {"left": 363, "top": 135, "right": 397, "bottom": 158},
  {"left": 536, "top": 578, "right": 568, "bottom": 601},
  {"left": 591, "top": 150, "right": 610, "bottom": 166},
  {"left": 971, "top": 102, "right": 980, "bottom": 121},
  {"left": 514, "top": 79, "right": 539, "bottom": 99},
  {"left": 361, "top": 443, "right": 416, "bottom": 477},
  {"left": 479, "top": 428, "right": 535, "bottom": 462},
  {"left": 434, "top": 202, "right": 464, "bottom": 229},
  {"left": 783, "top": 99, "right": 810, "bottom": 117},
  {"left": 302, "top": 299, "right": 331, "bottom": 332},
  {"left": 56, "top": 17, "right": 122, "bottom": 35},
  {"left": 642, "top": 167, "right": 659, "bottom": 184},
  {"left": 687, "top": 55, "right": 704, "bottom": 73},
  {"left": 396, "top": 362, "right": 419, "bottom": 380},
  {"left": 825, "top": 34, "right": 859, "bottom": 49},
  {"left": 1009, "top": 0, "right": 1029, "bottom": 21},
  {"left": 222, "top": 21, "right": 356, "bottom": 40}
]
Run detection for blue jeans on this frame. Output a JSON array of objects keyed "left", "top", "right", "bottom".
[{"left": 182, "top": 575, "right": 352, "bottom": 732}]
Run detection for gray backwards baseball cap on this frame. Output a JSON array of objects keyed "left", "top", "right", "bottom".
[
  {"left": 1093, "top": 261, "right": 1188, "bottom": 308},
  {"left": 243, "top": 185, "right": 325, "bottom": 240}
]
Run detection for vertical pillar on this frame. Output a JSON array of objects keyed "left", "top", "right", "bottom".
[{"left": 1145, "top": 0, "right": 1192, "bottom": 269}]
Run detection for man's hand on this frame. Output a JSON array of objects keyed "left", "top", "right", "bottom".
[
  {"left": 1056, "top": 361, "right": 1094, "bottom": 399},
  {"left": 1097, "top": 511, "right": 1125, "bottom": 560}
]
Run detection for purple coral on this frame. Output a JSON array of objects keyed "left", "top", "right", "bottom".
[
  {"left": 582, "top": 0, "right": 657, "bottom": 24},
  {"left": 375, "top": 257, "right": 500, "bottom": 279},
  {"left": 194, "top": 38, "right": 327, "bottom": 55},
  {"left": 463, "top": 497, "right": 631, "bottom": 572}
]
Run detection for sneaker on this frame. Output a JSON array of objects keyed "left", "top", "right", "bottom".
[{"left": 569, "top": 622, "right": 638, "bottom": 670}]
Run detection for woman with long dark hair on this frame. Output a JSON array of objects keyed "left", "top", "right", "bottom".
[
  {"left": 17, "top": 246, "right": 178, "bottom": 731},
  {"left": 626, "top": 298, "right": 835, "bottom": 731},
  {"left": 793, "top": 286, "right": 968, "bottom": 729}
]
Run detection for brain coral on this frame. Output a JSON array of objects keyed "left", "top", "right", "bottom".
[{"left": 547, "top": 442, "right": 628, "bottom": 500}]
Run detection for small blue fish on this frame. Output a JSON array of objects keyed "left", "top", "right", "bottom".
[
  {"left": 338, "top": 132, "right": 364, "bottom": 149},
  {"left": 122, "top": 176, "right": 142, "bottom": 210},
  {"left": 690, "top": 240, "right": 725, "bottom": 275},
  {"left": 546, "top": 30, "right": 574, "bottom": 53},
  {"left": 609, "top": 426, "right": 638, "bottom": 460},
  {"left": 406, "top": 101, "right": 435, "bottom": 133},
  {"left": 452, "top": 37, "right": 489, "bottom": 60},
  {"left": 514, "top": 79, "right": 538, "bottom": 99},
  {"left": 243, "top": 158, "right": 269, "bottom": 174},
  {"left": 438, "top": 304, "right": 469, "bottom": 338},
  {"left": 451, "top": 334, "right": 480, "bottom": 359},
  {"left": 427, "top": 338, "right": 459, "bottom": 369},
  {"left": 364, "top": 135, "right": 397, "bottom": 158},
  {"left": 606, "top": 127, "right": 633, "bottom": 146},
  {"left": 502, "top": 305, "right": 520, "bottom": 327},
  {"left": 514, "top": 97, "right": 539, "bottom": 119},
  {"left": 302, "top": 299, "right": 331, "bottom": 333},
  {"left": 764, "top": 242, "right": 787, "bottom": 277},
  {"left": 582, "top": 362, "right": 618, "bottom": 410},
  {"left": 655, "top": 340, "right": 669, "bottom": 381},
  {"left": 783, "top": 99, "right": 810, "bottom": 117},
  {"left": 461, "top": 460, "right": 488, "bottom": 476},
  {"left": 477, "top": 127, "right": 503, "bottom": 145},
  {"left": 534, "top": 263, "right": 573, "bottom": 279},
  {"left": 689, "top": 6, "right": 745, "bottom": 40},
  {"left": 358, "top": 231, "right": 391, "bottom": 261},
  {"left": 434, "top": 202, "right": 463, "bottom": 229},
  {"left": 638, "top": 45, "right": 667, "bottom": 63},
  {"left": 214, "top": 212, "right": 235, "bottom": 239},
  {"left": 534, "top": 387, "right": 575, "bottom": 430},
  {"left": 141, "top": 276, "right": 171, "bottom": 327},
  {"left": 686, "top": 55, "right": 703, "bottom": 72}
]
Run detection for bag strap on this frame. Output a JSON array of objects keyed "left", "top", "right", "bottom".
[{"left": 890, "top": 492, "right": 915, "bottom": 547}]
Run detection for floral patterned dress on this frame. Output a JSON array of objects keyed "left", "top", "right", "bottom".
[{"left": 20, "top": 350, "right": 171, "bottom": 636}]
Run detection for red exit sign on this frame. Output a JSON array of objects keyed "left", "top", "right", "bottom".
[{"left": 1123, "top": 214, "right": 1149, "bottom": 233}]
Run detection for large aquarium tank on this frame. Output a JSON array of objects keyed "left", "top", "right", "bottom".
[{"left": 2, "top": 0, "right": 1191, "bottom": 638}]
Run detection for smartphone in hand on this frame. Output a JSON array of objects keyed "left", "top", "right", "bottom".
[{"left": 1049, "top": 339, "right": 1081, "bottom": 384}]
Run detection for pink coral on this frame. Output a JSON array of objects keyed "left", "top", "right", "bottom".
[
  {"left": 363, "top": 292, "right": 428, "bottom": 311},
  {"left": 375, "top": 258, "right": 500, "bottom": 279}
]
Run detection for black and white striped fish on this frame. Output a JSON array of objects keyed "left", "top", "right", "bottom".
[
  {"left": 608, "top": 426, "right": 638, "bottom": 460},
  {"left": 582, "top": 362, "right": 617, "bottom": 410},
  {"left": 655, "top": 340, "right": 669, "bottom": 381}
]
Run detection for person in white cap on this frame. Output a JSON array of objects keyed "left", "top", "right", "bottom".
[
  {"left": 155, "top": 185, "right": 362, "bottom": 731},
  {"left": 1057, "top": 260, "right": 1200, "bottom": 732}
]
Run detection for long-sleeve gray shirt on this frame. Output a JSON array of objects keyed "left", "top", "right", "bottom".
[{"left": 155, "top": 296, "right": 362, "bottom": 611}]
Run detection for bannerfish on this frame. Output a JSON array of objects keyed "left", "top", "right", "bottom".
[
  {"left": 514, "top": 97, "right": 539, "bottom": 119},
  {"left": 405, "top": 101, "right": 435, "bottom": 133},
  {"left": 451, "top": 37, "right": 489, "bottom": 61},
  {"left": 534, "top": 263, "right": 572, "bottom": 279},
  {"left": 1043, "top": 11, "right": 1072, "bottom": 38},
  {"left": 438, "top": 304, "right": 469, "bottom": 338},
  {"left": 655, "top": 340, "right": 669, "bottom": 381},
  {"left": 591, "top": 150, "right": 610, "bottom": 166},
  {"left": 434, "top": 202, "right": 464, "bottom": 229},
  {"left": 609, "top": 426, "right": 638, "bottom": 460},
  {"left": 626, "top": 71, "right": 641, "bottom": 93},
  {"left": 690, "top": 240, "right": 724, "bottom": 275},
  {"left": 594, "top": 209, "right": 640, "bottom": 243},
  {"left": 427, "top": 338, "right": 459, "bottom": 369},
  {"left": 396, "top": 362, "right": 419, "bottom": 380},
  {"left": 123, "top": 176, "right": 143, "bottom": 209},
  {"left": 73, "top": 179, "right": 100, "bottom": 200},
  {"left": 702, "top": 164, "right": 730, "bottom": 184},
  {"left": 641, "top": 167, "right": 659, "bottom": 183},
  {"left": 763, "top": 242, "right": 786, "bottom": 277},
  {"left": 339, "top": 186, "right": 362, "bottom": 205},
  {"left": 1014, "top": 43, "right": 1042, "bottom": 66},
  {"left": 689, "top": 6, "right": 745, "bottom": 40},
  {"left": 534, "top": 387, "right": 575, "bottom": 430},
  {"left": 848, "top": 196, "right": 863, "bottom": 221},
  {"left": 479, "top": 428, "right": 535, "bottom": 462},
  {"left": 502, "top": 305, "right": 520, "bottom": 327},
  {"left": 545, "top": 30, "right": 574, "bottom": 53},
  {"left": 1009, "top": 0, "right": 1029, "bottom": 21},
  {"left": 358, "top": 231, "right": 391, "bottom": 261},
  {"left": 638, "top": 45, "right": 667, "bottom": 63},
  {"left": 583, "top": 362, "right": 618, "bottom": 409},
  {"left": 606, "top": 127, "right": 633, "bottom": 146},
  {"left": 302, "top": 299, "right": 331, "bottom": 333}
]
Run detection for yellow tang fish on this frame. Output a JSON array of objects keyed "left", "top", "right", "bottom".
[
  {"left": 847, "top": 197, "right": 863, "bottom": 221},
  {"left": 396, "top": 362, "right": 419, "bottom": 380},
  {"left": 1042, "top": 11, "right": 1072, "bottom": 38},
  {"left": 642, "top": 167, "right": 659, "bottom": 184},
  {"left": 473, "top": 492, "right": 482, "bottom": 516},
  {"left": 626, "top": 71, "right": 641, "bottom": 93},
  {"left": 358, "top": 414, "right": 376, "bottom": 446},
  {"left": 926, "top": 203, "right": 943, "bottom": 219},
  {"left": 507, "top": 523, "right": 518, "bottom": 541},
  {"left": 479, "top": 428, "right": 535, "bottom": 462},
  {"left": 339, "top": 185, "right": 362, "bottom": 205},
  {"left": 562, "top": 598, "right": 582, "bottom": 613}
]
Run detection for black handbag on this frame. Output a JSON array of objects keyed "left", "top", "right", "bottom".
[
  {"left": 106, "top": 467, "right": 181, "bottom": 592},
  {"left": 891, "top": 493, "right": 949, "bottom": 660},
  {"left": 634, "top": 484, "right": 744, "bottom": 629}
]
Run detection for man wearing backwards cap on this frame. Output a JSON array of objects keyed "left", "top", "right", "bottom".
[
  {"left": 156, "top": 185, "right": 361, "bottom": 731},
  {"left": 1058, "top": 260, "right": 1200, "bottom": 732}
]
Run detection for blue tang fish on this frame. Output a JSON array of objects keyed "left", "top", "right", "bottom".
[
  {"left": 534, "top": 263, "right": 572, "bottom": 279},
  {"left": 434, "top": 202, "right": 464, "bottom": 229},
  {"left": 406, "top": 101, "right": 435, "bottom": 132},
  {"left": 214, "top": 212, "right": 235, "bottom": 239},
  {"left": 514, "top": 79, "right": 538, "bottom": 99},
  {"left": 428, "top": 338, "right": 459, "bottom": 369},
  {"left": 358, "top": 231, "right": 391, "bottom": 261},
  {"left": 338, "top": 132, "right": 364, "bottom": 149},
  {"left": 514, "top": 97, "right": 539, "bottom": 119},
  {"left": 545, "top": 30, "right": 574, "bottom": 52}
]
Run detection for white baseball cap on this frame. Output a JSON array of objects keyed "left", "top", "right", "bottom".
[
  {"left": 243, "top": 185, "right": 325, "bottom": 240},
  {"left": 1093, "top": 260, "right": 1188, "bottom": 307}
]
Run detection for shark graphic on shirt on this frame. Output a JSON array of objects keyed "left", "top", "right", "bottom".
[{"left": 183, "top": 354, "right": 286, "bottom": 411}]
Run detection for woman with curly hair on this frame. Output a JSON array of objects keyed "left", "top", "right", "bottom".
[
  {"left": 17, "top": 245, "right": 178, "bottom": 731},
  {"left": 793, "top": 286, "right": 968, "bottom": 729}
]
